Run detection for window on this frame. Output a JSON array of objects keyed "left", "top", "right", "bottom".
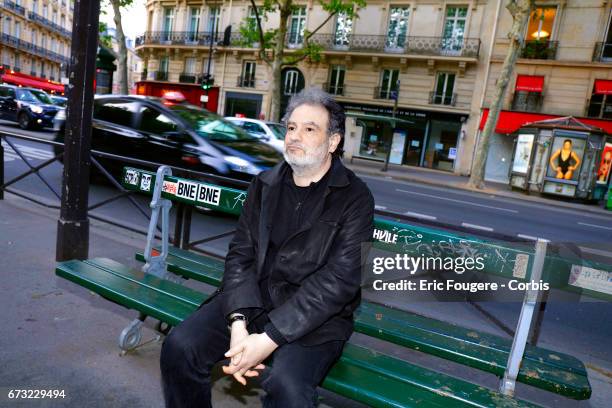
[
  {"left": 284, "top": 69, "right": 299, "bottom": 95},
  {"left": 14, "top": 21, "right": 20, "bottom": 39},
  {"left": 139, "top": 107, "right": 179, "bottom": 134},
  {"left": 288, "top": 6, "right": 306, "bottom": 46},
  {"left": 159, "top": 56, "right": 169, "bottom": 73},
  {"left": 2, "top": 17, "right": 10, "bottom": 35},
  {"left": 587, "top": 81, "right": 612, "bottom": 119},
  {"left": 188, "top": 7, "right": 200, "bottom": 41},
  {"left": 522, "top": 7, "right": 557, "bottom": 59},
  {"left": 386, "top": 7, "right": 410, "bottom": 50},
  {"left": 32, "top": 0, "right": 38, "bottom": 13},
  {"left": 512, "top": 75, "right": 544, "bottom": 111},
  {"left": 202, "top": 57, "right": 214, "bottom": 75},
  {"left": 242, "top": 121, "right": 265, "bottom": 134},
  {"left": 333, "top": 12, "right": 352, "bottom": 48},
  {"left": 94, "top": 101, "right": 139, "bottom": 127},
  {"left": 162, "top": 7, "right": 174, "bottom": 41},
  {"left": 378, "top": 69, "right": 399, "bottom": 99},
  {"left": 52, "top": 10, "right": 57, "bottom": 25},
  {"left": 41, "top": 34, "right": 47, "bottom": 50},
  {"left": 442, "top": 6, "right": 467, "bottom": 54},
  {"left": 61, "top": 15, "right": 66, "bottom": 29},
  {"left": 14, "top": 54, "right": 20, "bottom": 70},
  {"left": 602, "top": 11, "right": 612, "bottom": 60},
  {"left": 327, "top": 65, "right": 345, "bottom": 95},
  {"left": 432, "top": 72, "right": 456, "bottom": 105},
  {"left": 41, "top": 61, "right": 45, "bottom": 77},
  {"left": 42, "top": 5, "right": 48, "bottom": 19},
  {"left": 241, "top": 61, "right": 256, "bottom": 87},
  {"left": 31, "top": 30, "right": 37, "bottom": 46},
  {"left": 208, "top": 7, "right": 220, "bottom": 33},
  {"left": 184, "top": 57, "right": 196, "bottom": 74}
]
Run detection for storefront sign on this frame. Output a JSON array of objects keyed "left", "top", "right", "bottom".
[
  {"left": 448, "top": 147, "right": 457, "bottom": 160},
  {"left": 512, "top": 134, "right": 535, "bottom": 174},
  {"left": 342, "top": 102, "right": 428, "bottom": 120},
  {"left": 596, "top": 142, "right": 612, "bottom": 185}
]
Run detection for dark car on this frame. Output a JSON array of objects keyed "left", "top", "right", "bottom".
[
  {"left": 54, "top": 95, "right": 282, "bottom": 181},
  {"left": 49, "top": 95, "right": 67, "bottom": 107},
  {"left": 0, "top": 84, "right": 60, "bottom": 129}
]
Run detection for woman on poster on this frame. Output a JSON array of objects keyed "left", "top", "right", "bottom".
[{"left": 549, "top": 139, "right": 581, "bottom": 180}]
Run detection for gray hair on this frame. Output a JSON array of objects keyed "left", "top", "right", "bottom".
[{"left": 281, "top": 87, "right": 345, "bottom": 158}]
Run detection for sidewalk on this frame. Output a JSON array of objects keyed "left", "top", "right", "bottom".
[{"left": 345, "top": 157, "right": 612, "bottom": 216}]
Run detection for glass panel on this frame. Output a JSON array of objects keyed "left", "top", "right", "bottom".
[
  {"left": 334, "top": 12, "right": 352, "bottom": 47},
  {"left": 527, "top": 7, "right": 556, "bottom": 41},
  {"left": 139, "top": 107, "right": 179, "bottom": 134},
  {"left": 442, "top": 6, "right": 467, "bottom": 52},
  {"left": 94, "top": 101, "right": 139, "bottom": 127},
  {"left": 288, "top": 7, "right": 306, "bottom": 45},
  {"left": 386, "top": 7, "right": 410, "bottom": 49}
]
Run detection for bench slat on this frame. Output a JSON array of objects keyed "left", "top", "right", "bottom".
[
  {"left": 57, "top": 259, "right": 538, "bottom": 408},
  {"left": 134, "top": 247, "right": 591, "bottom": 400}
]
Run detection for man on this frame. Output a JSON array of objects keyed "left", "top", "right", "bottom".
[{"left": 160, "top": 88, "right": 375, "bottom": 407}]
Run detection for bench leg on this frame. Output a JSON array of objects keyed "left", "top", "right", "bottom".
[{"left": 118, "top": 318, "right": 145, "bottom": 352}]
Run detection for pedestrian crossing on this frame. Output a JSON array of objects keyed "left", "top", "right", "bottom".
[{"left": 1, "top": 141, "right": 55, "bottom": 162}]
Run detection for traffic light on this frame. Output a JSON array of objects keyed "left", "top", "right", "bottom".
[{"left": 201, "top": 74, "right": 214, "bottom": 90}]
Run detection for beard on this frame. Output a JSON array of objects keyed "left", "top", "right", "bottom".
[{"left": 283, "top": 138, "right": 330, "bottom": 176}]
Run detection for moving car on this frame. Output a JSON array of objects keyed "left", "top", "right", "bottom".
[
  {"left": 53, "top": 94, "right": 282, "bottom": 181},
  {"left": 0, "top": 84, "right": 60, "bottom": 129},
  {"left": 225, "top": 117, "right": 286, "bottom": 153},
  {"left": 49, "top": 95, "right": 67, "bottom": 107}
]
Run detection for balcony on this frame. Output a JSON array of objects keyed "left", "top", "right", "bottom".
[
  {"left": 2, "top": 0, "right": 26, "bottom": 15},
  {"left": 511, "top": 92, "right": 543, "bottom": 112},
  {"left": 28, "top": 11, "right": 72, "bottom": 38},
  {"left": 429, "top": 92, "right": 457, "bottom": 106},
  {"left": 520, "top": 40, "right": 558, "bottom": 60},
  {"left": 236, "top": 75, "right": 255, "bottom": 88},
  {"left": 308, "top": 34, "right": 481, "bottom": 58},
  {"left": 13, "top": 66, "right": 21, "bottom": 72},
  {"left": 593, "top": 42, "right": 612, "bottom": 62},
  {"left": 374, "top": 87, "right": 398, "bottom": 100},
  {"left": 136, "top": 31, "right": 218, "bottom": 47},
  {"left": 179, "top": 73, "right": 197, "bottom": 83},
  {"left": 153, "top": 71, "right": 169, "bottom": 81},
  {"left": 322, "top": 83, "right": 344, "bottom": 96}
]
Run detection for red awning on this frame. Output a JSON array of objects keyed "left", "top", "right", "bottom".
[
  {"left": 1, "top": 73, "right": 64, "bottom": 94},
  {"left": 515, "top": 75, "right": 545, "bottom": 92},
  {"left": 594, "top": 79, "right": 612, "bottom": 95},
  {"left": 478, "top": 109, "right": 612, "bottom": 135}
]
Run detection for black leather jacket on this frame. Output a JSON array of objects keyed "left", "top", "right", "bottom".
[{"left": 212, "top": 156, "right": 374, "bottom": 346}]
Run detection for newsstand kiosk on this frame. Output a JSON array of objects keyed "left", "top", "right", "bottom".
[{"left": 508, "top": 117, "right": 611, "bottom": 201}]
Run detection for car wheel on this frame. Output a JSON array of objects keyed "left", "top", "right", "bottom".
[{"left": 18, "top": 112, "right": 31, "bottom": 130}]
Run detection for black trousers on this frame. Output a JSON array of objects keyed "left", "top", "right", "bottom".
[{"left": 160, "top": 291, "right": 345, "bottom": 408}]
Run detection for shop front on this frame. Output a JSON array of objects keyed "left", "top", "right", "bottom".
[
  {"left": 341, "top": 102, "right": 466, "bottom": 172},
  {"left": 224, "top": 91, "right": 263, "bottom": 119}
]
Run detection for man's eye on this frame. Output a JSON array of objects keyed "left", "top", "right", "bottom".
[{"left": 306, "top": 127, "right": 314, "bottom": 132}]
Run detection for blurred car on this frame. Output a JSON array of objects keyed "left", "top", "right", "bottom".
[
  {"left": 53, "top": 94, "right": 282, "bottom": 181},
  {"left": 49, "top": 95, "right": 67, "bottom": 107},
  {"left": 0, "top": 84, "right": 60, "bottom": 129},
  {"left": 225, "top": 117, "right": 286, "bottom": 153}
]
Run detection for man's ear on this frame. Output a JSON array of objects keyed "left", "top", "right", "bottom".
[{"left": 329, "top": 133, "right": 342, "bottom": 154}]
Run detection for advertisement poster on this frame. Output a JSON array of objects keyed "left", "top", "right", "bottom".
[
  {"left": 546, "top": 136, "right": 585, "bottom": 181},
  {"left": 596, "top": 142, "right": 612, "bottom": 185},
  {"left": 389, "top": 131, "right": 406, "bottom": 165},
  {"left": 512, "top": 134, "right": 534, "bottom": 174}
]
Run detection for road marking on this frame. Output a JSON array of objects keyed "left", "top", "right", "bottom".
[
  {"left": 2, "top": 142, "right": 54, "bottom": 160},
  {"left": 461, "top": 222, "right": 494, "bottom": 232},
  {"left": 517, "top": 234, "right": 540, "bottom": 241},
  {"left": 375, "top": 205, "right": 387, "bottom": 210},
  {"left": 396, "top": 188, "right": 518, "bottom": 213},
  {"left": 403, "top": 211, "right": 437, "bottom": 221},
  {"left": 578, "top": 246, "right": 612, "bottom": 259},
  {"left": 578, "top": 222, "right": 612, "bottom": 231}
]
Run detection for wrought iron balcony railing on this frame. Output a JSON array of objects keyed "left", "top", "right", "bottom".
[
  {"left": 2, "top": 0, "right": 26, "bottom": 15},
  {"left": 374, "top": 86, "right": 398, "bottom": 100},
  {"left": 28, "top": 11, "right": 72, "bottom": 38},
  {"left": 322, "top": 83, "right": 344, "bottom": 96},
  {"left": 511, "top": 92, "right": 543, "bottom": 112},
  {"left": 236, "top": 75, "right": 255, "bottom": 88},
  {"left": 0, "top": 33, "right": 68, "bottom": 64},
  {"left": 153, "top": 71, "right": 169, "bottom": 81},
  {"left": 179, "top": 73, "right": 197, "bottom": 83},
  {"left": 136, "top": 31, "right": 218, "bottom": 47},
  {"left": 429, "top": 92, "right": 457, "bottom": 106},
  {"left": 520, "top": 40, "right": 558, "bottom": 60},
  {"left": 593, "top": 42, "right": 612, "bottom": 62}
]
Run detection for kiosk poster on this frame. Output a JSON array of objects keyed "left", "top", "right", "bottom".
[
  {"left": 389, "top": 131, "right": 406, "bottom": 165},
  {"left": 512, "top": 134, "right": 534, "bottom": 174},
  {"left": 547, "top": 136, "right": 585, "bottom": 181},
  {"left": 596, "top": 142, "right": 612, "bottom": 185}
]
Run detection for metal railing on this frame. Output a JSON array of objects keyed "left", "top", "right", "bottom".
[
  {"left": 429, "top": 92, "right": 457, "bottom": 106},
  {"left": 1, "top": 0, "right": 26, "bottom": 15},
  {"left": 236, "top": 75, "right": 255, "bottom": 88},
  {"left": 153, "top": 71, "right": 168, "bottom": 81},
  {"left": 374, "top": 86, "right": 398, "bottom": 100},
  {"left": 593, "top": 42, "right": 612, "bottom": 62},
  {"left": 0, "top": 33, "right": 69, "bottom": 65},
  {"left": 322, "top": 83, "right": 344, "bottom": 96},
  {"left": 511, "top": 92, "right": 543, "bottom": 112},
  {"left": 178, "top": 73, "right": 197, "bottom": 84},
  {"left": 28, "top": 11, "right": 72, "bottom": 38},
  {"left": 520, "top": 40, "right": 558, "bottom": 60},
  {"left": 135, "top": 31, "right": 218, "bottom": 47}
]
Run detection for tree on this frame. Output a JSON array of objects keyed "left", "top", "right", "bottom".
[
  {"left": 98, "top": 21, "right": 114, "bottom": 49},
  {"left": 468, "top": 0, "right": 534, "bottom": 190},
  {"left": 242, "top": 0, "right": 365, "bottom": 122},
  {"left": 103, "top": 0, "right": 132, "bottom": 95}
]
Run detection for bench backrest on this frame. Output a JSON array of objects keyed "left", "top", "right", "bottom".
[{"left": 122, "top": 167, "right": 612, "bottom": 301}]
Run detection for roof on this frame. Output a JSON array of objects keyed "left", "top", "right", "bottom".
[{"left": 523, "top": 116, "right": 606, "bottom": 133}]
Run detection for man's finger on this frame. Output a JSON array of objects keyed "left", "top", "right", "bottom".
[
  {"left": 224, "top": 344, "right": 245, "bottom": 358},
  {"left": 254, "top": 363, "right": 266, "bottom": 370},
  {"left": 231, "top": 352, "right": 243, "bottom": 366},
  {"left": 243, "top": 370, "right": 260, "bottom": 377}
]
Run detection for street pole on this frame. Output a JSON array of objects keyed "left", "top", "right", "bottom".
[
  {"left": 56, "top": 0, "right": 101, "bottom": 261},
  {"left": 203, "top": 9, "right": 217, "bottom": 107},
  {"left": 382, "top": 79, "right": 400, "bottom": 172}
]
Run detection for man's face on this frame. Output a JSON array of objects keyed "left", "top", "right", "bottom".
[{"left": 284, "top": 104, "right": 337, "bottom": 170}]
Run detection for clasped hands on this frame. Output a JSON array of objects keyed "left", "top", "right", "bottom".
[{"left": 221, "top": 321, "right": 278, "bottom": 386}]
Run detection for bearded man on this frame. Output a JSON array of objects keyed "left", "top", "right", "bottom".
[{"left": 160, "top": 87, "right": 375, "bottom": 408}]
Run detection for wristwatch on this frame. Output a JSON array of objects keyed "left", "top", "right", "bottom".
[{"left": 227, "top": 312, "right": 248, "bottom": 331}]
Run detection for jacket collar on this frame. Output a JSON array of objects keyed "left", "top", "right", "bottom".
[{"left": 259, "top": 156, "right": 350, "bottom": 190}]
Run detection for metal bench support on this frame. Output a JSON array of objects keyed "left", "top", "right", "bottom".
[{"left": 500, "top": 238, "right": 548, "bottom": 396}]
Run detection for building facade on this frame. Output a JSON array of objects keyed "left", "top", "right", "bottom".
[
  {"left": 134, "top": 0, "right": 612, "bottom": 177},
  {"left": 0, "top": 0, "right": 72, "bottom": 82}
]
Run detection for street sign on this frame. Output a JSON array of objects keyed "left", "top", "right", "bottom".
[{"left": 200, "top": 95, "right": 209, "bottom": 103}]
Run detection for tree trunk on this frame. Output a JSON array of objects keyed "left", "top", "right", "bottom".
[
  {"left": 468, "top": 0, "right": 533, "bottom": 189},
  {"left": 268, "top": 2, "right": 292, "bottom": 122},
  {"left": 111, "top": 0, "right": 129, "bottom": 94}
]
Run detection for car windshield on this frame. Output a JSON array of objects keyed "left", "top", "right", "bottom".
[
  {"left": 169, "top": 104, "right": 256, "bottom": 141},
  {"left": 267, "top": 123, "right": 287, "bottom": 140},
  {"left": 15, "top": 89, "right": 39, "bottom": 103},
  {"left": 51, "top": 96, "right": 67, "bottom": 106},
  {"left": 30, "top": 90, "right": 53, "bottom": 104}
]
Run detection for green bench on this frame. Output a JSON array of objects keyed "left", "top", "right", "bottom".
[{"left": 54, "top": 165, "right": 595, "bottom": 406}]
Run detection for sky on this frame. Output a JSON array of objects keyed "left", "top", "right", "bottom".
[{"left": 100, "top": 0, "right": 146, "bottom": 40}]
